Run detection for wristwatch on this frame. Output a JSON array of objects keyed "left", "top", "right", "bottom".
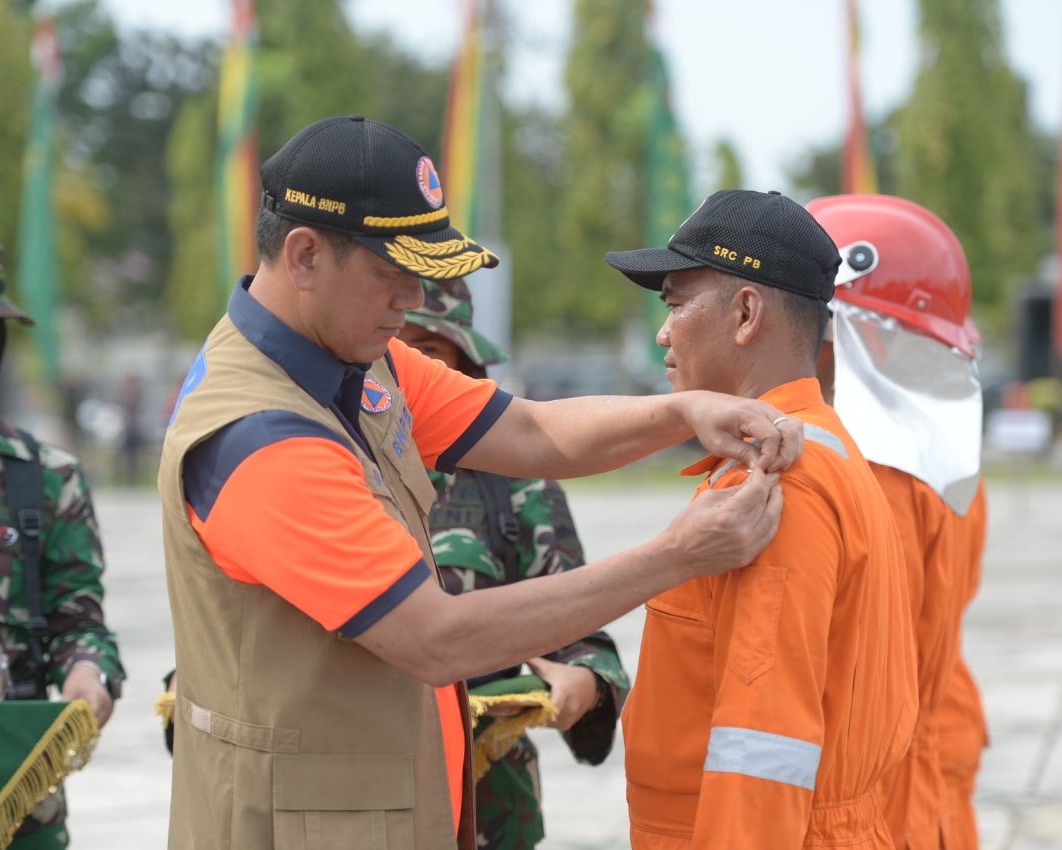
[
  {"left": 71, "top": 659, "right": 121, "bottom": 700},
  {"left": 98, "top": 666, "right": 121, "bottom": 699}
]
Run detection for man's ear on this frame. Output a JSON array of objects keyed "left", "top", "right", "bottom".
[
  {"left": 734, "top": 285, "right": 767, "bottom": 348},
  {"left": 283, "top": 227, "right": 323, "bottom": 292}
]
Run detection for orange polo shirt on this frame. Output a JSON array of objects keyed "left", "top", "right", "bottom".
[
  {"left": 622, "top": 378, "right": 918, "bottom": 850},
  {"left": 184, "top": 337, "right": 507, "bottom": 835}
]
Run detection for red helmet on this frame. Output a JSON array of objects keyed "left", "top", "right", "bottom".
[{"left": 806, "top": 194, "right": 975, "bottom": 358}]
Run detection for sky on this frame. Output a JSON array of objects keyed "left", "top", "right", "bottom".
[{"left": 96, "top": 0, "right": 1062, "bottom": 196}]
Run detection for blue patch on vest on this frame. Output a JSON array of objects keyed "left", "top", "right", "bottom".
[{"left": 169, "top": 347, "right": 207, "bottom": 427}]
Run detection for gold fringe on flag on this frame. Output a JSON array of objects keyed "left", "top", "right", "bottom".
[
  {"left": 0, "top": 699, "right": 98, "bottom": 848},
  {"left": 467, "top": 690, "right": 556, "bottom": 781}
]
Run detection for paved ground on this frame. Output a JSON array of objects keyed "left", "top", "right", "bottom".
[{"left": 60, "top": 477, "right": 1062, "bottom": 849}]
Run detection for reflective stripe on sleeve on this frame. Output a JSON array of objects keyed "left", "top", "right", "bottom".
[
  {"left": 709, "top": 458, "right": 742, "bottom": 487},
  {"left": 704, "top": 726, "right": 822, "bottom": 790},
  {"left": 804, "top": 424, "right": 847, "bottom": 458}
]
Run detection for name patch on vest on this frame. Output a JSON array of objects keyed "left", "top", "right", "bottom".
[{"left": 390, "top": 406, "right": 412, "bottom": 459}]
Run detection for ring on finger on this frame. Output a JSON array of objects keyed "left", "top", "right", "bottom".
[{"left": 771, "top": 416, "right": 788, "bottom": 426}]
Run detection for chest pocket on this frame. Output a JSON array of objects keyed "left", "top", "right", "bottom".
[
  {"left": 646, "top": 581, "right": 712, "bottom": 628},
  {"left": 726, "top": 565, "right": 789, "bottom": 685}
]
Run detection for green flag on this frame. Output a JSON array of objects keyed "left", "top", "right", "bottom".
[
  {"left": 16, "top": 19, "right": 61, "bottom": 386},
  {"left": 0, "top": 700, "right": 98, "bottom": 844},
  {"left": 643, "top": 41, "right": 691, "bottom": 372}
]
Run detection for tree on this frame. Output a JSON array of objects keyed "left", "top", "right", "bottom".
[
  {"left": 502, "top": 104, "right": 567, "bottom": 338},
  {"left": 165, "top": 92, "right": 220, "bottom": 339},
  {"left": 552, "top": 0, "right": 653, "bottom": 334},
  {"left": 0, "top": 3, "right": 33, "bottom": 269},
  {"left": 894, "top": 0, "right": 1045, "bottom": 320},
  {"left": 52, "top": 1, "right": 217, "bottom": 328},
  {"left": 254, "top": 0, "right": 447, "bottom": 159},
  {"left": 710, "top": 139, "right": 745, "bottom": 193},
  {"left": 164, "top": 0, "right": 451, "bottom": 341}
]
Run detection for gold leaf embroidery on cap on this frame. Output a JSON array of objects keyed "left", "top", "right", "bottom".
[
  {"left": 362, "top": 208, "right": 449, "bottom": 228},
  {"left": 394, "top": 234, "right": 475, "bottom": 257},
  {"left": 384, "top": 241, "right": 495, "bottom": 280}
]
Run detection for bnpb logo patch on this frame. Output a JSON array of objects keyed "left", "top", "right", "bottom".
[
  {"left": 416, "top": 156, "right": 444, "bottom": 209},
  {"left": 168, "top": 347, "right": 207, "bottom": 427},
  {"left": 361, "top": 377, "right": 392, "bottom": 414}
]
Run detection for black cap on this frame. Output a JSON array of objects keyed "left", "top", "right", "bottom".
[
  {"left": 260, "top": 115, "right": 500, "bottom": 280},
  {"left": 606, "top": 189, "right": 841, "bottom": 302}
]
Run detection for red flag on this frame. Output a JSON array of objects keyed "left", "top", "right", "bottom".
[{"left": 842, "top": 0, "right": 878, "bottom": 194}]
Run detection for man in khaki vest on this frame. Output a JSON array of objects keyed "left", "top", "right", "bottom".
[{"left": 158, "top": 115, "right": 802, "bottom": 850}]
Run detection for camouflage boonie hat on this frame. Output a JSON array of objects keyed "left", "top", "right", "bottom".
[
  {"left": 405, "top": 278, "right": 508, "bottom": 367},
  {"left": 0, "top": 247, "right": 34, "bottom": 326}
]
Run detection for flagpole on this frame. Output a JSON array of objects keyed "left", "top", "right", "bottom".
[
  {"left": 16, "top": 17, "right": 62, "bottom": 389},
  {"left": 456, "top": 0, "right": 512, "bottom": 380},
  {"left": 842, "top": 0, "right": 877, "bottom": 194},
  {"left": 215, "top": 0, "right": 259, "bottom": 309}
]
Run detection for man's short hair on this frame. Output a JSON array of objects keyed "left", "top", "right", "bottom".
[
  {"left": 255, "top": 207, "right": 363, "bottom": 265},
  {"left": 779, "top": 289, "right": 830, "bottom": 357},
  {"left": 711, "top": 272, "right": 829, "bottom": 359}
]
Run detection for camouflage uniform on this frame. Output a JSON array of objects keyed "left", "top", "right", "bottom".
[
  {"left": 0, "top": 420, "right": 125, "bottom": 847},
  {"left": 0, "top": 257, "right": 124, "bottom": 849},
  {"left": 430, "top": 470, "right": 630, "bottom": 849},
  {"left": 409, "top": 279, "right": 630, "bottom": 849},
  {"left": 0, "top": 420, "right": 125, "bottom": 850}
]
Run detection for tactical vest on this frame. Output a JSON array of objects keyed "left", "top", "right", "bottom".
[{"left": 158, "top": 314, "right": 474, "bottom": 849}]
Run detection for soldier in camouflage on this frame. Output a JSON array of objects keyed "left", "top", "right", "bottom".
[
  {"left": 399, "top": 278, "right": 630, "bottom": 850},
  {"left": 0, "top": 249, "right": 125, "bottom": 849}
]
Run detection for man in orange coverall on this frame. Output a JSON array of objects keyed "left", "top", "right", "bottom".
[
  {"left": 606, "top": 188, "right": 918, "bottom": 850},
  {"left": 809, "top": 195, "right": 988, "bottom": 850}
]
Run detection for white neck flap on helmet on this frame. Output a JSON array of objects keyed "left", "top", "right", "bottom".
[{"left": 831, "top": 300, "right": 983, "bottom": 516}]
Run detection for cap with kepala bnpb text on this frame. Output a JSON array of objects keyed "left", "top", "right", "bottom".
[
  {"left": 606, "top": 189, "right": 841, "bottom": 302},
  {"left": 260, "top": 115, "right": 499, "bottom": 280}
]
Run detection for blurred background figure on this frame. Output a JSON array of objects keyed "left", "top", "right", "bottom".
[
  {"left": 113, "top": 373, "right": 144, "bottom": 485},
  {"left": 0, "top": 247, "right": 124, "bottom": 849},
  {"left": 399, "top": 277, "right": 631, "bottom": 850},
  {"left": 810, "top": 194, "right": 988, "bottom": 850}
]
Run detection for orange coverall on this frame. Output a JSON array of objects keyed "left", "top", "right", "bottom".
[
  {"left": 623, "top": 378, "right": 918, "bottom": 850},
  {"left": 938, "top": 483, "right": 988, "bottom": 850},
  {"left": 872, "top": 465, "right": 977, "bottom": 850}
]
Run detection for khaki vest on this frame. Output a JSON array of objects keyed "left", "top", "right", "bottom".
[{"left": 159, "top": 315, "right": 474, "bottom": 849}]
